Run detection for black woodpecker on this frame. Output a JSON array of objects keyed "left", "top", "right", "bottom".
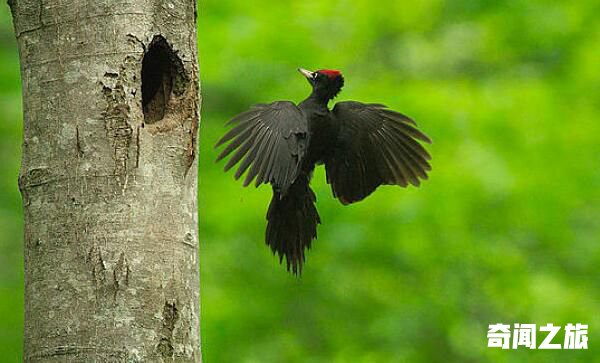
[{"left": 216, "top": 68, "right": 432, "bottom": 275}]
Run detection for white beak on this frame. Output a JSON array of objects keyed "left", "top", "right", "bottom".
[{"left": 297, "top": 68, "right": 315, "bottom": 78}]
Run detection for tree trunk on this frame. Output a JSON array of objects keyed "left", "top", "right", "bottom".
[{"left": 9, "top": 0, "right": 201, "bottom": 361}]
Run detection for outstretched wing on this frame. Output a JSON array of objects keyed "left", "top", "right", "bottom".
[
  {"left": 325, "top": 101, "right": 432, "bottom": 205},
  {"left": 215, "top": 101, "right": 308, "bottom": 196}
]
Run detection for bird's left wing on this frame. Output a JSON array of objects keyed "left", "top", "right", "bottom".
[
  {"left": 215, "top": 101, "right": 308, "bottom": 196},
  {"left": 326, "top": 101, "right": 432, "bottom": 205}
]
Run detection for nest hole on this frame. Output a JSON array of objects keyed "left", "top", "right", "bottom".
[{"left": 141, "top": 35, "right": 187, "bottom": 123}]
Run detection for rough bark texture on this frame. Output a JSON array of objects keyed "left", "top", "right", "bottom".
[{"left": 9, "top": 0, "right": 201, "bottom": 361}]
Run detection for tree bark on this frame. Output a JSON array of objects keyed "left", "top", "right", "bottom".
[{"left": 9, "top": 0, "right": 201, "bottom": 361}]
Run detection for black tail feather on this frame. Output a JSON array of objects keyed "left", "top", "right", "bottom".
[{"left": 266, "top": 176, "right": 320, "bottom": 275}]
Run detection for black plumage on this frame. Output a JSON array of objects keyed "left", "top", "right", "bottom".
[{"left": 216, "top": 68, "right": 432, "bottom": 274}]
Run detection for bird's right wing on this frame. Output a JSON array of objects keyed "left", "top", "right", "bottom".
[
  {"left": 325, "top": 101, "right": 432, "bottom": 205},
  {"left": 215, "top": 101, "right": 308, "bottom": 196}
]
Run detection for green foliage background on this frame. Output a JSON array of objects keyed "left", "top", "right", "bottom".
[{"left": 1, "top": 1, "right": 599, "bottom": 362}]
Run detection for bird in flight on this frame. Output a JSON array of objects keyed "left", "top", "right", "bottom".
[{"left": 215, "top": 68, "right": 432, "bottom": 275}]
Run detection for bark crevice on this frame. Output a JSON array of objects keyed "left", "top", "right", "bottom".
[{"left": 157, "top": 300, "right": 180, "bottom": 358}]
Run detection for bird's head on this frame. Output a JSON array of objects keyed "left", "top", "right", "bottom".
[{"left": 298, "top": 68, "right": 344, "bottom": 102}]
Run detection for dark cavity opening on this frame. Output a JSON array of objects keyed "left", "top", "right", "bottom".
[{"left": 141, "top": 35, "right": 187, "bottom": 123}]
